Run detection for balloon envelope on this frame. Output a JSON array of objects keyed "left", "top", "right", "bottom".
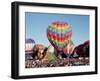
[
  {"left": 47, "top": 21, "right": 72, "bottom": 52},
  {"left": 25, "top": 39, "right": 35, "bottom": 51},
  {"left": 63, "top": 40, "right": 74, "bottom": 55}
]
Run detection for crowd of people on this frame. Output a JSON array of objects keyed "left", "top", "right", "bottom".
[{"left": 25, "top": 58, "right": 89, "bottom": 68}]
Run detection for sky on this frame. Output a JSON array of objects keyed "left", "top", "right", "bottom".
[{"left": 25, "top": 12, "right": 89, "bottom": 47}]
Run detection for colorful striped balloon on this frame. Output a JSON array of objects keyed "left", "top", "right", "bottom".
[
  {"left": 47, "top": 21, "right": 72, "bottom": 52},
  {"left": 63, "top": 40, "right": 74, "bottom": 55}
]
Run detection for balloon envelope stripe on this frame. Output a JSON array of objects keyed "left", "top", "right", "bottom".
[
  {"left": 47, "top": 31, "right": 72, "bottom": 42},
  {"left": 47, "top": 34, "right": 69, "bottom": 48},
  {"left": 48, "top": 25, "right": 71, "bottom": 35},
  {"left": 48, "top": 28, "right": 72, "bottom": 38}
]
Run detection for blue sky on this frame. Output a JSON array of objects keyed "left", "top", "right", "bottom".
[{"left": 25, "top": 12, "right": 89, "bottom": 46}]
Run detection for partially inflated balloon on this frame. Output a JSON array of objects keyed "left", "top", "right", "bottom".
[
  {"left": 63, "top": 40, "right": 74, "bottom": 55},
  {"left": 47, "top": 21, "right": 72, "bottom": 52}
]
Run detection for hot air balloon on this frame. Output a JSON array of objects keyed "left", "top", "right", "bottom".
[
  {"left": 25, "top": 38, "right": 35, "bottom": 52},
  {"left": 43, "top": 45, "right": 57, "bottom": 61},
  {"left": 47, "top": 21, "right": 72, "bottom": 52},
  {"left": 63, "top": 40, "right": 74, "bottom": 57},
  {"left": 25, "top": 38, "right": 35, "bottom": 60}
]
